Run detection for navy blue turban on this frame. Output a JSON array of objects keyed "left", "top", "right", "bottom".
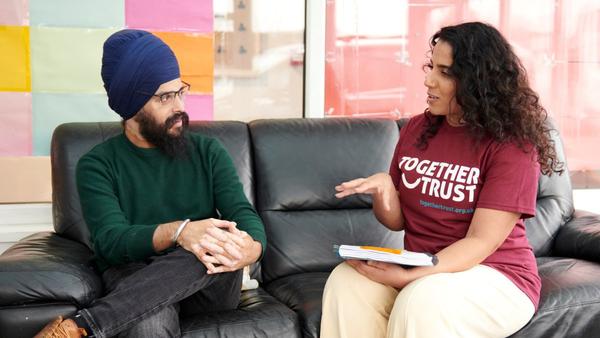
[{"left": 101, "top": 29, "right": 180, "bottom": 120}]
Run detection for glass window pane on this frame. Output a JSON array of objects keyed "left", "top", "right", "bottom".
[
  {"left": 325, "top": 0, "right": 600, "bottom": 187},
  {"left": 214, "top": 0, "right": 305, "bottom": 121}
]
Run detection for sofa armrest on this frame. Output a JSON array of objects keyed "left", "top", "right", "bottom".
[
  {"left": 0, "top": 232, "right": 103, "bottom": 307},
  {"left": 553, "top": 210, "right": 600, "bottom": 262}
]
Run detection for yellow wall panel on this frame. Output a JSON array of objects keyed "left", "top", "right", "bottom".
[{"left": 0, "top": 26, "right": 30, "bottom": 91}]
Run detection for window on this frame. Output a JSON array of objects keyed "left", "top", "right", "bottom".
[
  {"left": 213, "top": 0, "right": 305, "bottom": 121},
  {"left": 324, "top": 0, "right": 600, "bottom": 187}
]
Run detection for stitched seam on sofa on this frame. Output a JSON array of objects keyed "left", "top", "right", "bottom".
[
  {"left": 537, "top": 299, "right": 600, "bottom": 313},
  {"left": 0, "top": 302, "right": 78, "bottom": 310}
]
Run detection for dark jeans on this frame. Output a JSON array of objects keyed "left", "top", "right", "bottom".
[{"left": 79, "top": 248, "right": 243, "bottom": 338}]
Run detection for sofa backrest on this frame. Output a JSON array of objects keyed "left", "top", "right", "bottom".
[
  {"left": 51, "top": 121, "right": 255, "bottom": 248},
  {"left": 250, "top": 118, "right": 405, "bottom": 283},
  {"left": 525, "top": 125, "right": 574, "bottom": 256},
  {"left": 51, "top": 117, "right": 573, "bottom": 267}
]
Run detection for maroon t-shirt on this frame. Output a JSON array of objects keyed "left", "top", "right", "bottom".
[{"left": 390, "top": 114, "right": 541, "bottom": 309}]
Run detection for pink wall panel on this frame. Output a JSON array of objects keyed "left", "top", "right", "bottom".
[
  {"left": 0, "top": 0, "right": 29, "bottom": 26},
  {"left": 185, "top": 94, "right": 213, "bottom": 121},
  {"left": 125, "top": 0, "right": 212, "bottom": 33},
  {"left": 0, "top": 92, "right": 31, "bottom": 155}
]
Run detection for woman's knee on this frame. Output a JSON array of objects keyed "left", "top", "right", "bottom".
[
  {"left": 387, "top": 271, "right": 528, "bottom": 338},
  {"left": 323, "top": 262, "right": 369, "bottom": 300},
  {"left": 388, "top": 274, "right": 454, "bottom": 328},
  {"left": 323, "top": 262, "right": 398, "bottom": 310}
]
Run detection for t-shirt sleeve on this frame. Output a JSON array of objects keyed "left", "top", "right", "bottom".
[
  {"left": 389, "top": 139, "right": 402, "bottom": 189},
  {"left": 389, "top": 118, "right": 413, "bottom": 189},
  {"left": 476, "top": 143, "right": 539, "bottom": 219}
]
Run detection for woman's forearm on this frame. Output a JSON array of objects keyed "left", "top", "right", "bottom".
[
  {"left": 402, "top": 236, "right": 497, "bottom": 286},
  {"left": 372, "top": 189, "right": 404, "bottom": 231}
]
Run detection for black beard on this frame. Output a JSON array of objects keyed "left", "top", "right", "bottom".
[{"left": 135, "top": 110, "right": 190, "bottom": 159}]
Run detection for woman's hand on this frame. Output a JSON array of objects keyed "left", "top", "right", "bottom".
[
  {"left": 336, "top": 173, "right": 403, "bottom": 230},
  {"left": 346, "top": 259, "right": 413, "bottom": 289},
  {"left": 335, "top": 173, "right": 396, "bottom": 211}
]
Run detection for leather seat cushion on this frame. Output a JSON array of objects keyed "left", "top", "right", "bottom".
[
  {"left": 181, "top": 287, "right": 301, "bottom": 337},
  {"left": 511, "top": 257, "right": 600, "bottom": 337},
  {"left": 266, "top": 272, "right": 329, "bottom": 338},
  {"left": 0, "top": 232, "right": 102, "bottom": 307}
]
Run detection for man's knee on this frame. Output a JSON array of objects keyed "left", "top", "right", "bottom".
[
  {"left": 119, "top": 305, "right": 180, "bottom": 338},
  {"left": 211, "top": 269, "right": 243, "bottom": 310},
  {"left": 179, "top": 269, "right": 243, "bottom": 316},
  {"left": 153, "top": 247, "right": 207, "bottom": 277}
]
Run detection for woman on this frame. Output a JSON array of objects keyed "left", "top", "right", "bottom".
[{"left": 320, "top": 22, "right": 563, "bottom": 338}]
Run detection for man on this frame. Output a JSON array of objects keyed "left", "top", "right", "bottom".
[{"left": 35, "top": 29, "right": 266, "bottom": 338}]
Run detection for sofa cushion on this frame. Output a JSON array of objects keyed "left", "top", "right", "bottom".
[
  {"left": 266, "top": 272, "right": 328, "bottom": 338},
  {"left": 0, "top": 285, "right": 300, "bottom": 338},
  {"left": 250, "top": 118, "right": 405, "bottom": 283},
  {"left": 260, "top": 209, "right": 404, "bottom": 282},
  {"left": 524, "top": 126, "right": 573, "bottom": 256},
  {"left": 51, "top": 121, "right": 256, "bottom": 248},
  {"left": 181, "top": 287, "right": 300, "bottom": 338},
  {"left": 553, "top": 210, "right": 600, "bottom": 262},
  {"left": 249, "top": 118, "right": 399, "bottom": 211},
  {"left": 0, "top": 232, "right": 102, "bottom": 307},
  {"left": 510, "top": 257, "right": 600, "bottom": 337},
  {"left": 265, "top": 257, "right": 600, "bottom": 338}
]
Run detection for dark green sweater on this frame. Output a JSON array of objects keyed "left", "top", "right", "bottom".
[{"left": 76, "top": 132, "right": 266, "bottom": 272}]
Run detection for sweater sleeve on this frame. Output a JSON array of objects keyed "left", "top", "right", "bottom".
[
  {"left": 207, "top": 139, "right": 267, "bottom": 257},
  {"left": 76, "top": 151, "right": 158, "bottom": 268}
]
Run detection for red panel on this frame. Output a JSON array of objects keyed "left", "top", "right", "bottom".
[{"left": 325, "top": 0, "right": 600, "bottom": 171}]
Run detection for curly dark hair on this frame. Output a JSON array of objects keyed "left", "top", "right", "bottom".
[{"left": 416, "top": 22, "right": 563, "bottom": 175}]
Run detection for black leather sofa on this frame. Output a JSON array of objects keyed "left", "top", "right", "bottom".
[{"left": 1, "top": 118, "right": 600, "bottom": 338}]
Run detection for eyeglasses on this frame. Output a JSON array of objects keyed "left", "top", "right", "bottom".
[{"left": 139, "top": 81, "right": 191, "bottom": 105}]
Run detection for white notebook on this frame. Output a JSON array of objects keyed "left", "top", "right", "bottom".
[{"left": 335, "top": 244, "right": 438, "bottom": 267}]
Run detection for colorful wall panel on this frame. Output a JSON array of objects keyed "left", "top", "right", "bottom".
[
  {"left": 0, "top": 92, "right": 31, "bottom": 156},
  {"left": 0, "top": 0, "right": 214, "bottom": 157}
]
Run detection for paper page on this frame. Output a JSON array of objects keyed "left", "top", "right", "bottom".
[{"left": 336, "top": 244, "right": 437, "bottom": 267}]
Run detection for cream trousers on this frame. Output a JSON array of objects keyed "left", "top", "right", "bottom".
[{"left": 320, "top": 262, "right": 534, "bottom": 338}]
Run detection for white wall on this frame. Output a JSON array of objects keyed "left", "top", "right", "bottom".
[
  {"left": 0, "top": 203, "right": 52, "bottom": 254},
  {"left": 573, "top": 189, "right": 600, "bottom": 215}
]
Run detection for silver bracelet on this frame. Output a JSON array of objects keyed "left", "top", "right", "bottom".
[{"left": 172, "top": 219, "right": 190, "bottom": 245}]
